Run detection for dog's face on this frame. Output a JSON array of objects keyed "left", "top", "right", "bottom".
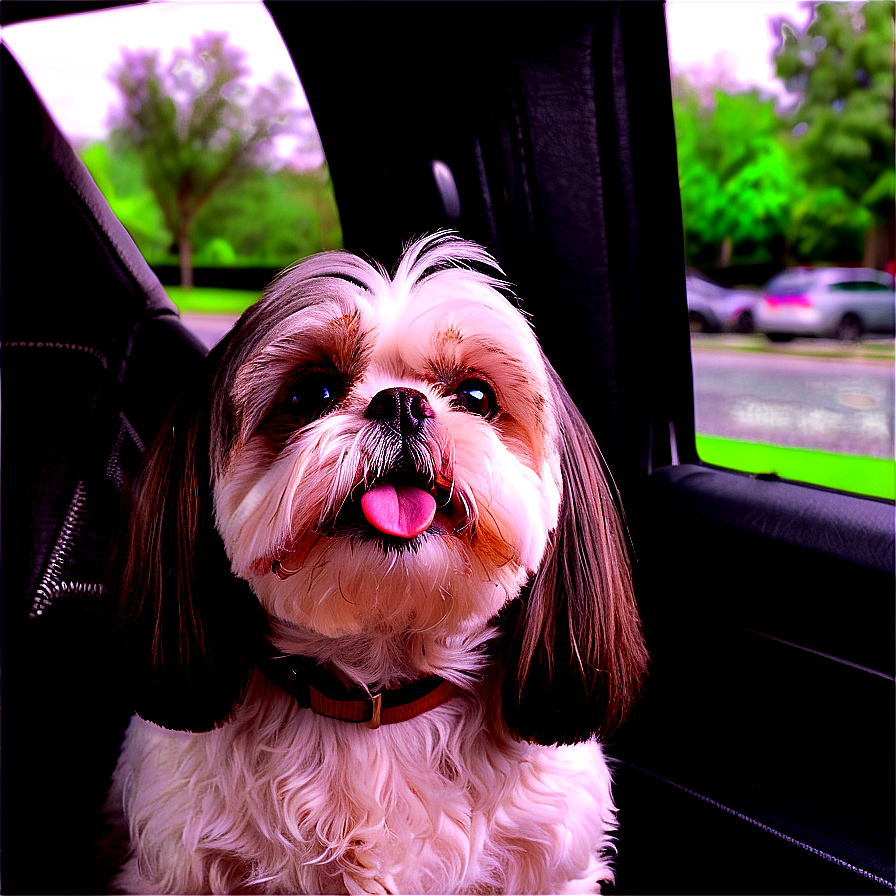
[
  {"left": 116, "top": 234, "right": 646, "bottom": 742},
  {"left": 211, "top": 241, "right": 562, "bottom": 639}
]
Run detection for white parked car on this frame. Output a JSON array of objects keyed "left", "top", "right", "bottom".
[{"left": 754, "top": 267, "right": 895, "bottom": 342}]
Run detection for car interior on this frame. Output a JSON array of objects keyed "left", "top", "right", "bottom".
[{"left": 1, "top": 3, "right": 893, "bottom": 894}]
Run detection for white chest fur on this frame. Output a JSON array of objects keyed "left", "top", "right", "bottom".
[{"left": 106, "top": 678, "right": 616, "bottom": 895}]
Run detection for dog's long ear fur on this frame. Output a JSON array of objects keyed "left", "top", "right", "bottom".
[
  {"left": 110, "top": 342, "right": 267, "bottom": 732},
  {"left": 501, "top": 365, "right": 648, "bottom": 745}
]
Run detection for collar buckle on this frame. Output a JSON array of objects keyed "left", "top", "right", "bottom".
[{"left": 365, "top": 692, "right": 383, "bottom": 729}]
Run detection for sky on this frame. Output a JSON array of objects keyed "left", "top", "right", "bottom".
[
  {"left": 1, "top": 0, "right": 305, "bottom": 139},
  {"left": 666, "top": 0, "right": 815, "bottom": 105},
  {"left": 1, "top": 0, "right": 816, "bottom": 146}
]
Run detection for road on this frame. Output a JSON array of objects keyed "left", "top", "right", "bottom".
[
  {"left": 692, "top": 340, "right": 893, "bottom": 458},
  {"left": 181, "top": 313, "right": 240, "bottom": 352},
  {"left": 180, "top": 314, "right": 895, "bottom": 460}
]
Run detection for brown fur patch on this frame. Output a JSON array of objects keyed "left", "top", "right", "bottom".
[{"left": 437, "top": 324, "right": 465, "bottom": 346}]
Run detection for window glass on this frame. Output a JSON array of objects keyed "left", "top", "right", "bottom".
[
  {"left": 832, "top": 280, "right": 892, "bottom": 292},
  {"left": 666, "top": 0, "right": 895, "bottom": 500},
  {"left": 2, "top": 1, "right": 342, "bottom": 348}
]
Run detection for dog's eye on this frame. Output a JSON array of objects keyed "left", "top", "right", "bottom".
[
  {"left": 453, "top": 379, "right": 497, "bottom": 419},
  {"left": 285, "top": 373, "right": 345, "bottom": 422}
]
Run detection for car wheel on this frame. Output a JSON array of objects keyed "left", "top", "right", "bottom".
[
  {"left": 735, "top": 310, "right": 754, "bottom": 334},
  {"left": 689, "top": 312, "right": 709, "bottom": 334},
  {"left": 836, "top": 313, "right": 863, "bottom": 343}
]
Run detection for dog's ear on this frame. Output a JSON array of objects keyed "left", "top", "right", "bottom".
[
  {"left": 501, "top": 366, "right": 648, "bottom": 745},
  {"left": 110, "top": 345, "right": 267, "bottom": 732}
]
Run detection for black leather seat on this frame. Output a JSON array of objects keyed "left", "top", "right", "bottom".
[{"left": 0, "top": 44, "right": 206, "bottom": 895}]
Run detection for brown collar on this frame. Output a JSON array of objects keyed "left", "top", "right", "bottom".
[{"left": 257, "top": 654, "right": 465, "bottom": 729}]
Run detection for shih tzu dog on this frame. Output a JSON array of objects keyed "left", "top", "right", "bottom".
[{"left": 105, "top": 233, "right": 647, "bottom": 894}]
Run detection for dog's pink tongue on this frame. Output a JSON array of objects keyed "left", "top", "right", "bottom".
[{"left": 361, "top": 482, "right": 437, "bottom": 539}]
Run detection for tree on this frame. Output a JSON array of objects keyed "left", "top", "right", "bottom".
[
  {"left": 774, "top": 1, "right": 895, "bottom": 267},
  {"left": 191, "top": 165, "right": 343, "bottom": 267},
  {"left": 80, "top": 140, "right": 171, "bottom": 260},
  {"left": 673, "top": 83, "right": 800, "bottom": 270},
  {"left": 108, "top": 32, "right": 308, "bottom": 288}
]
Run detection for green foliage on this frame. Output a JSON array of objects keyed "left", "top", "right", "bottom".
[
  {"left": 788, "top": 185, "right": 873, "bottom": 259},
  {"left": 777, "top": 1, "right": 894, "bottom": 207},
  {"left": 80, "top": 141, "right": 171, "bottom": 258},
  {"left": 776, "top": 1, "right": 894, "bottom": 259},
  {"left": 82, "top": 136, "right": 343, "bottom": 267},
  {"left": 81, "top": 136, "right": 342, "bottom": 268},
  {"left": 195, "top": 237, "right": 238, "bottom": 266},
  {"left": 674, "top": 88, "right": 800, "bottom": 268},
  {"left": 191, "top": 165, "right": 342, "bottom": 267},
  {"left": 675, "top": 1, "right": 894, "bottom": 271}
]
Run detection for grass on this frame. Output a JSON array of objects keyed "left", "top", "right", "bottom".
[
  {"left": 696, "top": 434, "right": 895, "bottom": 500},
  {"left": 166, "top": 286, "right": 260, "bottom": 315},
  {"left": 691, "top": 333, "right": 894, "bottom": 362}
]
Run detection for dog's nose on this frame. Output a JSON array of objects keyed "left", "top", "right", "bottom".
[{"left": 366, "top": 388, "right": 434, "bottom": 434}]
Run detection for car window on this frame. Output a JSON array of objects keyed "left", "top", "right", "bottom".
[
  {"left": 831, "top": 279, "right": 893, "bottom": 291},
  {"left": 667, "top": 0, "right": 895, "bottom": 500},
  {"left": 765, "top": 272, "right": 818, "bottom": 295},
  {"left": 2, "top": 2, "right": 342, "bottom": 341}
]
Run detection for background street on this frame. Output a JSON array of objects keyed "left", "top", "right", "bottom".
[
  {"left": 692, "top": 340, "right": 893, "bottom": 458},
  {"left": 182, "top": 314, "right": 894, "bottom": 459}
]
